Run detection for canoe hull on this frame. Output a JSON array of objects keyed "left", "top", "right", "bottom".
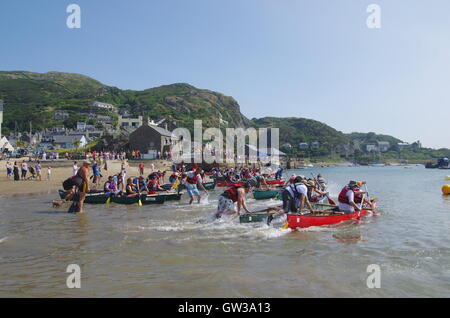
[
  {"left": 253, "top": 190, "right": 281, "bottom": 200},
  {"left": 217, "top": 180, "right": 284, "bottom": 187},
  {"left": 58, "top": 190, "right": 110, "bottom": 204},
  {"left": 287, "top": 210, "right": 372, "bottom": 229}
]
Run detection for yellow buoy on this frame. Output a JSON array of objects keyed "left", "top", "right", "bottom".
[
  {"left": 445, "top": 176, "right": 450, "bottom": 181},
  {"left": 442, "top": 184, "right": 450, "bottom": 195}
]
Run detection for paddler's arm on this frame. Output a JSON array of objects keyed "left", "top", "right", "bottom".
[
  {"left": 198, "top": 180, "right": 208, "bottom": 194},
  {"left": 303, "top": 195, "right": 314, "bottom": 212},
  {"left": 237, "top": 189, "right": 251, "bottom": 215},
  {"left": 350, "top": 201, "right": 361, "bottom": 211},
  {"left": 81, "top": 169, "right": 90, "bottom": 192}
]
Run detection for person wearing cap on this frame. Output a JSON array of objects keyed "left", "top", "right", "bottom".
[
  {"left": 184, "top": 168, "right": 208, "bottom": 204},
  {"left": 337, "top": 181, "right": 369, "bottom": 212},
  {"left": 316, "top": 174, "right": 328, "bottom": 192},
  {"left": 305, "top": 179, "right": 328, "bottom": 203},
  {"left": 216, "top": 182, "right": 252, "bottom": 218},
  {"left": 281, "top": 176, "right": 314, "bottom": 213}
]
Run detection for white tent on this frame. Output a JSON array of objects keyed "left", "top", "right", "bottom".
[{"left": 0, "top": 136, "right": 14, "bottom": 152}]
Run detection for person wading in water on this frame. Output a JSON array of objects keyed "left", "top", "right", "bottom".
[{"left": 62, "top": 161, "right": 91, "bottom": 213}]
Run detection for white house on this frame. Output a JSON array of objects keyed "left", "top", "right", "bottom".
[
  {"left": 311, "top": 141, "right": 320, "bottom": 149},
  {"left": 299, "top": 142, "right": 309, "bottom": 150},
  {"left": 377, "top": 141, "right": 390, "bottom": 152},
  {"left": 53, "top": 135, "right": 87, "bottom": 149},
  {"left": 92, "top": 101, "right": 117, "bottom": 112},
  {"left": 366, "top": 144, "right": 377, "bottom": 152}
]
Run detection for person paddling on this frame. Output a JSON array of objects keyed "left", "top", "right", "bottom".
[
  {"left": 215, "top": 182, "right": 252, "bottom": 218},
  {"left": 337, "top": 181, "right": 371, "bottom": 213}
]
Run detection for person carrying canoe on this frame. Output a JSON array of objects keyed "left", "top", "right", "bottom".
[
  {"left": 337, "top": 181, "right": 371, "bottom": 212},
  {"left": 62, "top": 161, "right": 91, "bottom": 213},
  {"left": 215, "top": 182, "right": 252, "bottom": 218},
  {"left": 281, "top": 176, "right": 314, "bottom": 213},
  {"left": 184, "top": 168, "right": 208, "bottom": 204}
]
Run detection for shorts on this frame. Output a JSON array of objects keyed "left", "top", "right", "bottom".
[
  {"left": 186, "top": 184, "right": 200, "bottom": 197},
  {"left": 217, "top": 195, "right": 236, "bottom": 214},
  {"left": 63, "top": 176, "right": 85, "bottom": 192}
]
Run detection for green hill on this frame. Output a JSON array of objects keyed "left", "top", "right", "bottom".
[{"left": 0, "top": 71, "right": 249, "bottom": 133}]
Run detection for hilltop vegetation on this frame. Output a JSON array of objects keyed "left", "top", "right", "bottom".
[{"left": 0, "top": 71, "right": 448, "bottom": 162}]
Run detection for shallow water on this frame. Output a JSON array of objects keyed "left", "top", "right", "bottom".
[{"left": 0, "top": 166, "right": 449, "bottom": 297}]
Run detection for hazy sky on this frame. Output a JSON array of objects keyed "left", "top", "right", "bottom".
[{"left": 1, "top": 0, "right": 449, "bottom": 148}]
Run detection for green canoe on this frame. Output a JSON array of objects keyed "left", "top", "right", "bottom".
[
  {"left": 253, "top": 190, "right": 282, "bottom": 200},
  {"left": 111, "top": 194, "right": 165, "bottom": 205},
  {"left": 157, "top": 192, "right": 183, "bottom": 201},
  {"left": 58, "top": 190, "right": 110, "bottom": 204},
  {"left": 239, "top": 206, "right": 284, "bottom": 224},
  {"left": 161, "top": 181, "right": 216, "bottom": 191}
]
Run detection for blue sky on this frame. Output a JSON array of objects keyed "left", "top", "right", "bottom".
[{"left": 1, "top": 0, "right": 450, "bottom": 148}]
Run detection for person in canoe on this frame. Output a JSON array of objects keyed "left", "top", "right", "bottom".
[
  {"left": 281, "top": 176, "right": 314, "bottom": 213},
  {"left": 103, "top": 176, "right": 119, "bottom": 196},
  {"left": 215, "top": 182, "right": 252, "bottom": 218},
  {"left": 124, "top": 177, "right": 140, "bottom": 198},
  {"left": 305, "top": 180, "right": 328, "bottom": 203},
  {"left": 62, "top": 161, "right": 91, "bottom": 213},
  {"left": 184, "top": 168, "right": 208, "bottom": 204},
  {"left": 146, "top": 174, "right": 166, "bottom": 194},
  {"left": 337, "top": 181, "right": 371, "bottom": 212}
]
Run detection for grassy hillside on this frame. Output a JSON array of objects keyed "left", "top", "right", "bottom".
[{"left": 0, "top": 71, "right": 249, "bottom": 133}]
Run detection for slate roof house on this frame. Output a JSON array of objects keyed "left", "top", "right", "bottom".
[{"left": 128, "top": 121, "right": 179, "bottom": 155}]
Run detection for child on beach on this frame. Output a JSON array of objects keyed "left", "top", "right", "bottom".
[{"left": 47, "top": 166, "right": 52, "bottom": 180}]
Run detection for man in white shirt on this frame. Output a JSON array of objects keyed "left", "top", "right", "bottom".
[
  {"left": 282, "top": 176, "right": 314, "bottom": 213},
  {"left": 184, "top": 168, "right": 208, "bottom": 204}
]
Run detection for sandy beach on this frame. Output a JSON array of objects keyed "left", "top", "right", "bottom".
[{"left": 0, "top": 159, "right": 172, "bottom": 196}]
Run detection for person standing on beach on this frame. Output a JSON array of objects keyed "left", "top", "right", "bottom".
[
  {"left": 13, "top": 162, "right": 20, "bottom": 181},
  {"left": 139, "top": 162, "right": 145, "bottom": 176},
  {"left": 6, "top": 161, "right": 13, "bottom": 179},
  {"left": 47, "top": 166, "right": 51, "bottom": 180},
  {"left": 35, "top": 161, "right": 42, "bottom": 181},
  {"left": 21, "top": 161, "right": 28, "bottom": 180}
]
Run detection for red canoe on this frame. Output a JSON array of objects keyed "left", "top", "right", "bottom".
[
  {"left": 287, "top": 203, "right": 377, "bottom": 229},
  {"left": 216, "top": 179, "right": 285, "bottom": 187}
]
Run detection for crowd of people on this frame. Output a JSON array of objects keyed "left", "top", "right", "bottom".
[
  {"left": 60, "top": 158, "right": 373, "bottom": 217},
  {"left": 5, "top": 160, "right": 51, "bottom": 181}
]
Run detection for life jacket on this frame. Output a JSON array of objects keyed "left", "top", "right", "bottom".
[
  {"left": 187, "top": 174, "right": 199, "bottom": 184},
  {"left": 223, "top": 186, "right": 241, "bottom": 202},
  {"left": 147, "top": 179, "right": 158, "bottom": 191},
  {"left": 286, "top": 183, "right": 303, "bottom": 198},
  {"left": 338, "top": 186, "right": 362, "bottom": 204}
]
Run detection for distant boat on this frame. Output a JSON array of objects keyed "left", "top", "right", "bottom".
[{"left": 371, "top": 163, "right": 385, "bottom": 167}]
